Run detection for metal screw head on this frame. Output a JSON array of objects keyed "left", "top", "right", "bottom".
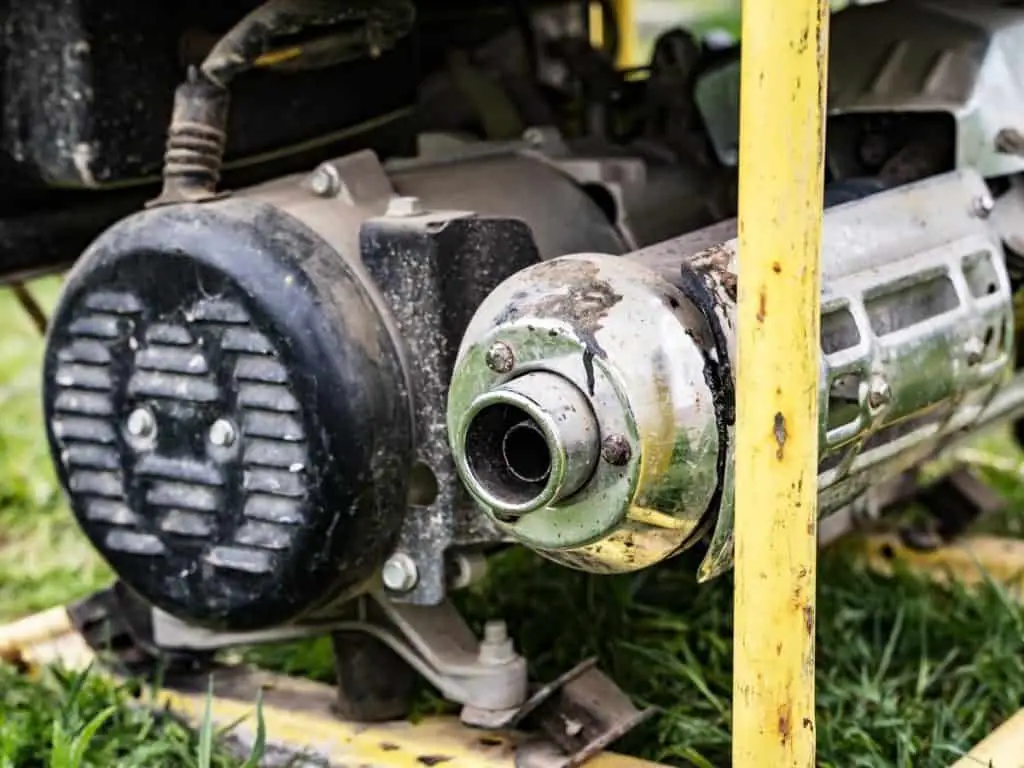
[
  {"left": 209, "top": 418, "right": 237, "bottom": 448},
  {"left": 126, "top": 407, "right": 156, "bottom": 438},
  {"left": 485, "top": 341, "right": 515, "bottom": 373},
  {"left": 973, "top": 193, "right": 995, "bottom": 219},
  {"left": 310, "top": 163, "right": 340, "bottom": 198},
  {"left": 867, "top": 375, "right": 891, "bottom": 409},
  {"left": 965, "top": 336, "right": 985, "bottom": 365},
  {"left": 386, "top": 196, "right": 423, "bottom": 217},
  {"left": 382, "top": 553, "right": 418, "bottom": 592},
  {"left": 601, "top": 434, "right": 632, "bottom": 466}
]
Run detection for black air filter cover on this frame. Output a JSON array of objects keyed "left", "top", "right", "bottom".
[{"left": 43, "top": 199, "right": 413, "bottom": 631}]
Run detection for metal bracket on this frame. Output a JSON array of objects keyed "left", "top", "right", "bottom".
[
  {"left": 511, "top": 659, "right": 656, "bottom": 768},
  {"left": 65, "top": 582, "right": 650, "bottom": 764}
]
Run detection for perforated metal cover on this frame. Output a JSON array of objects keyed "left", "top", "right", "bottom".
[{"left": 44, "top": 200, "right": 412, "bottom": 631}]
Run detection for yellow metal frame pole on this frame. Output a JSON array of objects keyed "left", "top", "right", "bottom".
[
  {"left": 610, "top": 0, "right": 637, "bottom": 69},
  {"left": 732, "top": 0, "right": 829, "bottom": 765}
]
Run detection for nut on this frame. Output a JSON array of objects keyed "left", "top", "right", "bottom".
[
  {"left": 601, "top": 434, "right": 632, "bottom": 466},
  {"left": 478, "top": 620, "right": 516, "bottom": 665},
  {"left": 310, "top": 164, "right": 341, "bottom": 198},
  {"left": 485, "top": 341, "right": 515, "bottom": 373},
  {"left": 867, "top": 375, "right": 891, "bottom": 409},
  {"left": 209, "top": 418, "right": 237, "bottom": 448},
  {"left": 126, "top": 407, "right": 156, "bottom": 438},
  {"left": 386, "top": 196, "right": 423, "bottom": 217},
  {"left": 382, "top": 553, "right": 418, "bottom": 592}
]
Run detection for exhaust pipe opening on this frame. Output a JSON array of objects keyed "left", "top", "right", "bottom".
[
  {"left": 457, "top": 371, "right": 600, "bottom": 517},
  {"left": 465, "top": 404, "right": 553, "bottom": 509}
]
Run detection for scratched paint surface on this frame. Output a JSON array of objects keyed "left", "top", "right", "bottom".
[{"left": 731, "top": 0, "right": 829, "bottom": 766}]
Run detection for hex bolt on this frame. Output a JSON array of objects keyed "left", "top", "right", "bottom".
[
  {"left": 209, "top": 418, "right": 237, "bottom": 448},
  {"left": 382, "top": 553, "right": 418, "bottom": 592},
  {"left": 485, "top": 341, "right": 515, "bottom": 373},
  {"left": 126, "top": 407, "right": 156, "bottom": 438},
  {"left": 867, "top": 375, "right": 891, "bottom": 409},
  {"left": 483, "top": 620, "right": 507, "bottom": 643},
  {"left": 601, "top": 434, "right": 632, "bottom": 466},
  {"left": 965, "top": 336, "right": 985, "bottom": 365},
  {"left": 478, "top": 620, "right": 515, "bottom": 665},
  {"left": 386, "top": 196, "right": 423, "bottom": 217},
  {"left": 523, "top": 127, "right": 546, "bottom": 147},
  {"left": 310, "top": 163, "right": 341, "bottom": 198},
  {"left": 973, "top": 193, "right": 995, "bottom": 219}
]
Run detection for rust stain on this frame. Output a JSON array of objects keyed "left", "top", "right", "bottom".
[
  {"left": 756, "top": 289, "right": 767, "bottom": 322},
  {"left": 771, "top": 261, "right": 782, "bottom": 274},
  {"left": 773, "top": 412, "right": 787, "bottom": 460},
  {"left": 804, "top": 604, "right": 814, "bottom": 635},
  {"left": 778, "top": 704, "right": 792, "bottom": 746},
  {"left": 417, "top": 757, "right": 453, "bottom": 766}
]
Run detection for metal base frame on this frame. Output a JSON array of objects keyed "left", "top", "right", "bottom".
[{"left": 0, "top": 604, "right": 664, "bottom": 768}]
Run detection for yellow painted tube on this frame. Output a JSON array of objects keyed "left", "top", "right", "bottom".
[
  {"left": 610, "top": 0, "right": 637, "bottom": 69},
  {"left": 732, "top": 0, "right": 830, "bottom": 765}
]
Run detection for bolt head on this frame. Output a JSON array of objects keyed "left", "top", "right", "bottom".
[
  {"left": 973, "top": 193, "right": 995, "bottom": 219},
  {"left": 601, "top": 434, "right": 632, "bottom": 466},
  {"left": 310, "top": 164, "right": 340, "bottom": 197},
  {"left": 126, "top": 407, "right": 156, "bottom": 438},
  {"left": 523, "top": 127, "right": 546, "bottom": 147},
  {"left": 382, "top": 553, "right": 418, "bottom": 592},
  {"left": 386, "top": 196, "right": 423, "bottom": 217},
  {"left": 485, "top": 341, "right": 515, "bottom": 373},
  {"left": 867, "top": 375, "right": 891, "bottom": 409},
  {"left": 209, "top": 418, "right": 237, "bottom": 448}
]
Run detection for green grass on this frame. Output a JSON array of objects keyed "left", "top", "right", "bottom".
[{"left": 2, "top": 290, "right": 1024, "bottom": 763}]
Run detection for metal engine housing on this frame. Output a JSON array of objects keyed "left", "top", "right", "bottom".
[{"left": 42, "top": 136, "right": 712, "bottom": 630}]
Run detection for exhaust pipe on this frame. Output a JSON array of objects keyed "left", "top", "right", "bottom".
[{"left": 458, "top": 371, "right": 600, "bottom": 517}]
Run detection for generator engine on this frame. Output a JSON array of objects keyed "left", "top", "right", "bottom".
[
  {"left": 30, "top": 0, "right": 1024, "bottom": 756},
  {"left": 42, "top": 142, "right": 676, "bottom": 631}
]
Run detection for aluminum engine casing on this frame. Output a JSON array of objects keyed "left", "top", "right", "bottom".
[{"left": 694, "top": 0, "right": 1024, "bottom": 179}]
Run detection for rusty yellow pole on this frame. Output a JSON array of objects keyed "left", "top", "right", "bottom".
[{"left": 732, "top": 0, "right": 829, "bottom": 765}]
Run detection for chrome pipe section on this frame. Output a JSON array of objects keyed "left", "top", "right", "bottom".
[
  {"left": 448, "top": 169, "right": 1018, "bottom": 577},
  {"left": 448, "top": 256, "right": 722, "bottom": 573}
]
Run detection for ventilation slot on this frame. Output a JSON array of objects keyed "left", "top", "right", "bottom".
[
  {"left": 865, "top": 273, "right": 959, "bottom": 336},
  {"left": 963, "top": 250, "right": 1000, "bottom": 299},
  {"left": 821, "top": 307, "right": 861, "bottom": 355}
]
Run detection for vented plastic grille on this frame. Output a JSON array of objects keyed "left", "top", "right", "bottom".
[{"left": 51, "top": 289, "right": 311, "bottom": 580}]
